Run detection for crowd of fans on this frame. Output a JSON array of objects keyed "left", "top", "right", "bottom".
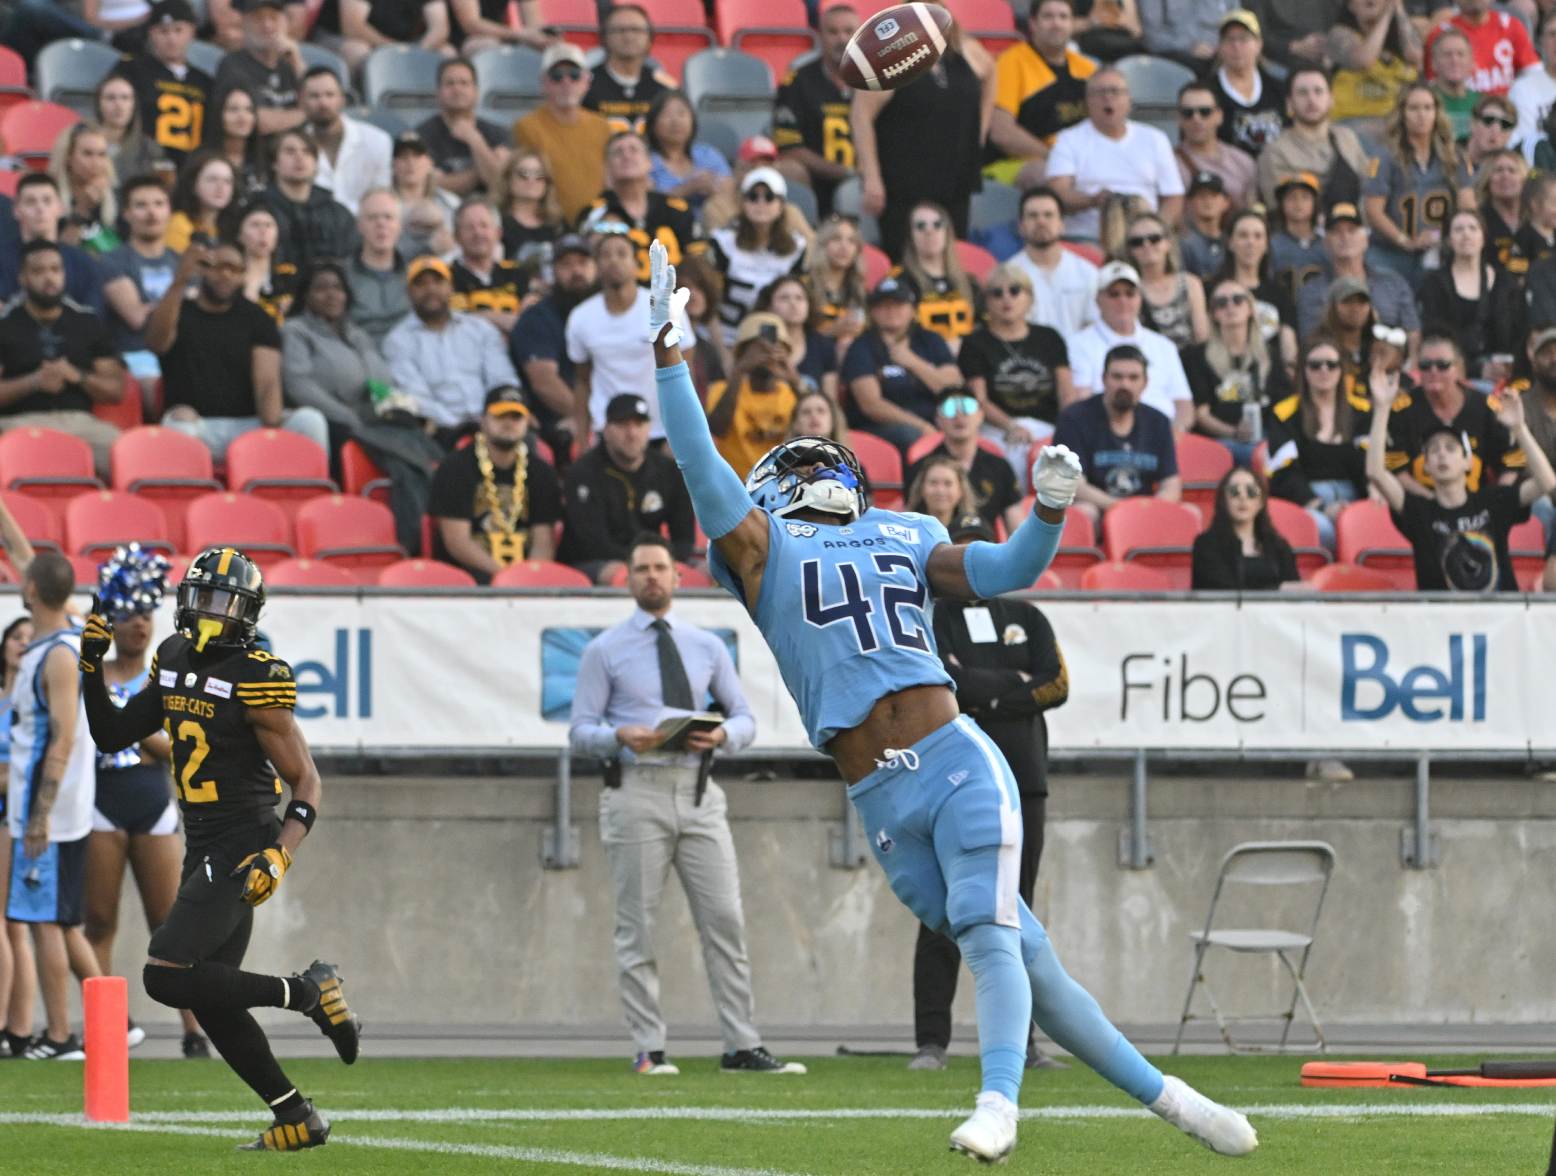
[{"left": 6, "top": 0, "right": 1556, "bottom": 594}]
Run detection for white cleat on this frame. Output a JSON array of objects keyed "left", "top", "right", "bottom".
[
  {"left": 1149, "top": 1074, "right": 1259, "bottom": 1156},
  {"left": 949, "top": 1091, "right": 1018, "bottom": 1164}
]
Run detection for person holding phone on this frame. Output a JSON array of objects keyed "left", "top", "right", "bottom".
[{"left": 705, "top": 312, "right": 801, "bottom": 479}]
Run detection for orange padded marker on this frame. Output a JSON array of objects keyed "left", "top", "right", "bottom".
[{"left": 84, "top": 976, "right": 129, "bottom": 1122}]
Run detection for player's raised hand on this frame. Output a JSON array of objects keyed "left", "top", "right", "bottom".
[
  {"left": 231, "top": 844, "right": 292, "bottom": 907},
  {"left": 78, "top": 594, "right": 114, "bottom": 674},
  {"left": 646, "top": 239, "right": 689, "bottom": 347},
  {"left": 1031, "top": 445, "right": 1082, "bottom": 510}
]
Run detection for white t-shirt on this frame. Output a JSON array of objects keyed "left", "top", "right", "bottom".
[
  {"left": 1008, "top": 248, "right": 1099, "bottom": 337},
  {"left": 1066, "top": 318, "right": 1191, "bottom": 423},
  {"left": 1510, "top": 69, "right": 1556, "bottom": 163},
  {"left": 565, "top": 289, "right": 694, "bottom": 439},
  {"left": 1045, "top": 120, "right": 1187, "bottom": 240},
  {"left": 8, "top": 628, "right": 95, "bottom": 844}
]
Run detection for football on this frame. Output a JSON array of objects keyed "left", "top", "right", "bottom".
[{"left": 839, "top": 2, "right": 953, "bottom": 92}]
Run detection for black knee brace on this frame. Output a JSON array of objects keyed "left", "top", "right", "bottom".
[{"left": 143, "top": 962, "right": 195, "bottom": 1008}]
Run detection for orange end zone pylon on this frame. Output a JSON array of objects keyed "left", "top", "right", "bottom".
[
  {"left": 83, "top": 976, "right": 129, "bottom": 1122},
  {"left": 1302, "top": 1060, "right": 1556, "bottom": 1089}
]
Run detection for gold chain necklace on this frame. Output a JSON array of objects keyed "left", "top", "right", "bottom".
[{"left": 474, "top": 433, "right": 529, "bottom": 565}]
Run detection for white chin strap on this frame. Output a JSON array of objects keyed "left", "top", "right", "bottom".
[{"left": 776, "top": 477, "right": 861, "bottom": 520}]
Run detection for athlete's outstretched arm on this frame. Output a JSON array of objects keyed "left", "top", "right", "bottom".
[
  {"left": 77, "top": 602, "right": 163, "bottom": 752},
  {"left": 927, "top": 446, "right": 1082, "bottom": 600}
]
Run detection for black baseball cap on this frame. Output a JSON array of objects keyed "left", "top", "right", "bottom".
[
  {"left": 605, "top": 393, "right": 650, "bottom": 423},
  {"left": 237, "top": 0, "right": 287, "bottom": 10},
  {"left": 1188, "top": 170, "right": 1225, "bottom": 196},
  {"left": 1419, "top": 424, "right": 1470, "bottom": 455},
  {"left": 552, "top": 233, "right": 590, "bottom": 260},
  {"left": 147, "top": 0, "right": 197, "bottom": 24},
  {"left": 484, "top": 385, "right": 532, "bottom": 417},
  {"left": 949, "top": 512, "right": 995, "bottom": 543},
  {"left": 393, "top": 131, "right": 430, "bottom": 157},
  {"left": 868, "top": 274, "right": 917, "bottom": 305}
]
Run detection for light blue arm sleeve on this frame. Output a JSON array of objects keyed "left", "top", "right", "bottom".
[
  {"left": 962, "top": 512, "right": 1064, "bottom": 599},
  {"left": 655, "top": 361, "right": 756, "bottom": 540}
]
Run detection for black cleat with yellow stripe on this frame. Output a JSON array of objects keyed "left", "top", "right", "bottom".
[
  {"left": 302, "top": 960, "right": 362, "bottom": 1065},
  {"left": 239, "top": 1102, "right": 330, "bottom": 1151}
]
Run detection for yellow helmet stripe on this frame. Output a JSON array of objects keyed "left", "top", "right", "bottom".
[{"left": 216, "top": 547, "right": 235, "bottom": 576}]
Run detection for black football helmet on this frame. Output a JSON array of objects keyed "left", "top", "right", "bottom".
[{"left": 176, "top": 547, "right": 266, "bottom": 652}]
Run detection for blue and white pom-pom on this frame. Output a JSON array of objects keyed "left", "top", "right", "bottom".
[{"left": 96, "top": 544, "right": 172, "bottom": 621}]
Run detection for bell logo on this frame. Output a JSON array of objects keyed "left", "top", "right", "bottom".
[
  {"left": 294, "top": 628, "right": 374, "bottom": 720},
  {"left": 1339, "top": 634, "right": 1486, "bottom": 723}
]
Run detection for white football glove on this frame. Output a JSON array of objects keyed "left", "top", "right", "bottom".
[
  {"left": 646, "top": 239, "right": 689, "bottom": 347},
  {"left": 1031, "top": 444, "right": 1082, "bottom": 511}
]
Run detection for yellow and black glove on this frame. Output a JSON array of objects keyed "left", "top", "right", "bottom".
[
  {"left": 231, "top": 845, "right": 292, "bottom": 907},
  {"left": 79, "top": 595, "right": 114, "bottom": 674}
]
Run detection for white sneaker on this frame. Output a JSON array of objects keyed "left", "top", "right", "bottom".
[
  {"left": 949, "top": 1091, "right": 1017, "bottom": 1164},
  {"left": 1149, "top": 1074, "right": 1258, "bottom": 1156},
  {"left": 127, "top": 1022, "right": 146, "bottom": 1050}
]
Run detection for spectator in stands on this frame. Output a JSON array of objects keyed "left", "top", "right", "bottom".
[
  {"left": 1175, "top": 85, "right": 1257, "bottom": 217},
  {"left": 1328, "top": 0, "right": 1422, "bottom": 137},
  {"left": 1266, "top": 335, "right": 1373, "bottom": 552},
  {"left": 1190, "top": 467, "right": 1299, "bottom": 589},
  {"left": 1054, "top": 343, "right": 1181, "bottom": 526},
  {"left": 773, "top": 3, "right": 859, "bottom": 214},
  {"left": 0, "top": 175, "right": 107, "bottom": 318},
  {"left": 677, "top": 253, "right": 731, "bottom": 388},
  {"left": 233, "top": 201, "right": 293, "bottom": 321},
  {"left": 301, "top": 67, "right": 391, "bottom": 217},
  {"left": 582, "top": 131, "right": 698, "bottom": 285},
  {"left": 1389, "top": 331, "right": 1512, "bottom": 493},
  {"left": 708, "top": 169, "right": 806, "bottom": 345},
  {"left": 1512, "top": 169, "right": 1556, "bottom": 279},
  {"left": 1518, "top": 326, "right": 1556, "bottom": 535},
  {"left": 383, "top": 255, "right": 520, "bottom": 445},
  {"left": 203, "top": 84, "right": 268, "bottom": 195},
  {"left": 566, "top": 227, "right": 692, "bottom": 441},
  {"left": 908, "top": 388, "right": 1024, "bottom": 534},
  {"left": 702, "top": 137, "right": 816, "bottom": 245},
  {"left": 165, "top": 150, "right": 236, "bottom": 252},
  {"left": 511, "top": 233, "right": 594, "bottom": 459},
  {"left": 1203, "top": 10, "right": 1286, "bottom": 157},
  {"left": 99, "top": 175, "right": 179, "bottom": 386},
  {"left": 985, "top": 0, "right": 1094, "bottom": 187},
  {"left": 1314, "top": 277, "right": 1381, "bottom": 374},
  {"left": 1242, "top": 0, "right": 1337, "bottom": 68},
  {"left": 1462, "top": 97, "right": 1516, "bottom": 180},
  {"left": 841, "top": 274, "right": 961, "bottom": 450},
  {"left": 1184, "top": 277, "right": 1283, "bottom": 466},
  {"left": 1267, "top": 176, "right": 1325, "bottom": 309},
  {"left": 1420, "top": 209, "right": 1515, "bottom": 376},
  {"left": 645, "top": 91, "right": 733, "bottom": 218},
  {"left": 1122, "top": 211, "right": 1208, "bottom": 349},
  {"left": 335, "top": 0, "right": 454, "bottom": 69},
  {"left": 583, "top": 4, "right": 675, "bottom": 132},
  {"left": 1364, "top": 83, "right": 1474, "bottom": 283},
  {"left": 145, "top": 239, "right": 328, "bottom": 459},
  {"left": 49, "top": 124, "right": 120, "bottom": 254},
  {"left": 1007, "top": 187, "right": 1098, "bottom": 337},
  {"left": 1068, "top": 260, "right": 1193, "bottom": 431},
  {"left": 1296, "top": 202, "right": 1420, "bottom": 355},
  {"left": 95, "top": 75, "right": 167, "bottom": 182},
  {"left": 515, "top": 43, "right": 613, "bottom": 223},
  {"left": 706, "top": 312, "right": 801, "bottom": 479},
  {"left": 1424, "top": 0, "right": 1539, "bottom": 98},
  {"left": 1045, "top": 67, "right": 1185, "bottom": 242},
  {"left": 1218, "top": 210, "right": 1297, "bottom": 368},
  {"left": 390, "top": 131, "right": 457, "bottom": 252},
  {"left": 806, "top": 213, "right": 868, "bottom": 353},
  {"left": 1179, "top": 173, "right": 1230, "bottom": 280},
  {"left": 1256, "top": 66, "right": 1372, "bottom": 207},
  {"left": 1140, "top": 0, "right": 1223, "bottom": 67},
  {"left": 557, "top": 393, "right": 696, "bottom": 582},
  {"left": 1478, "top": 149, "right": 1526, "bottom": 271},
  {"left": 347, "top": 189, "right": 411, "bottom": 344},
  {"left": 1511, "top": 12, "right": 1556, "bottom": 161},
  {"left": 789, "top": 387, "right": 849, "bottom": 444},
  {"left": 1431, "top": 27, "right": 1482, "bottom": 140},
  {"left": 449, "top": 0, "right": 550, "bottom": 53},
  {"left": 213, "top": 0, "right": 305, "bottom": 136},
  {"left": 417, "top": 57, "right": 510, "bottom": 198},
  {"left": 1368, "top": 365, "right": 1555, "bottom": 590},
  {"left": 854, "top": 22, "right": 994, "bottom": 260},
  {"left": 958, "top": 261, "right": 1072, "bottom": 479},
  {"left": 896, "top": 202, "right": 978, "bottom": 356},
  {"left": 497, "top": 151, "right": 565, "bottom": 266},
  {"left": 113, "top": 0, "right": 211, "bottom": 166},
  {"left": 905, "top": 454, "right": 978, "bottom": 528},
  {"left": 428, "top": 385, "right": 560, "bottom": 577},
  {"left": 446, "top": 199, "right": 525, "bottom": 335},
  {"left": 260, "top": 130, "right": 358, "bottom": 271},
  {"left": 1072, "top": 0, "right": 1143, "bottom": 61},
  {"left": 0, "top": 241, "right": 125, "bottom": 476},
  {"left": 1, "top": 0, "right": 147, "bottom": 58},
  {"left": 753, "top": 274, "right": 837, "bottom": 400}
]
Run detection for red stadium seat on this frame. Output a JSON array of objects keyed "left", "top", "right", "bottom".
[
  {"left": 1102, "top": 498, "right": 1201, "bottom": 589},
  {"left": 851, "top": 430, "right": 904, "bottom": 509},
  {"left": 1030, "top": 569, "right": 1063, "bottom": 590},
  {"left": 93, "top": 370, "right": 145, "bottom": 432},
  {"left": 1175, "top": 433, "right": 1233, "bottom": 526},
  {"left": 65, "top": 491, "right": 172, "bottom": 558},
  {"left": 1309, "top": 563, "right": 1397, "bottom": 593},
  {"left": 67, "top": 552, "right": 103, "bottom": 586},
  {"left": 377, "top": 558, "right": 479, "bottom": 588},
  {"left": 164, "top": 553, "right": 189, "bottom": 584},
  {"left": 111, "top": 426, "right": 221, "bottom": 551},
  {"left": 1047, "top": 506, "right": 1103, "bottom": 588},
  {"left": 339, "top": 439, "right": 392, "bottom": 507},
  {"left": 1264, "top": 497, "right": 1331, "bottom": 579},
  {"left": 904, "top": 431, "right": 1005, "bottom": 467},
  {"left": 1509, "top": 517, "right": 1545, "bottom": 584},
  {"left": 0, "top": 491, "right": 62, "bottom": 553},
  {"left": 861, "top": 243, "right": 892, "bottom": 288},
  {"left": 0, "top": 170, "right": 20, "bottom": 198},
  {"left": 716, "top": 0, "right": 817, "bottom": 75},
  {"left": 0, "top": 101, "right": 82, "bottom": 168},
  {"left": 491, "top": 559, "right": 593, "bottom": 588},
  {"left": 225, "top": 429, "right": 338, "bottom": 516},
  {"left": 533, "top": 0, "right": 600, "bottom": 46},
  {"left": 0, "top": 427, "right": 102, "bottom": 516},
  {"left": 1080, "top": 561, "right": 1172, "bottom": 591},
  {"left": 603, "top": 561, "right": 712, "bottom": 587},
  {"left": 183, "top": 492, "right": 295, "bottom": 569},
  {"left": 0, "top": 46, "right": 26, "bottom": 89},
  {"left": 1336, "top": 500, "right": 1415, "bottom": 589},
  {"left": 954, "top": 240, "right": 998, "bottom": 283},
  {"left": 1062, "top": 240, "right": 1103, "bottom": 266},
  {"left": 264, "top": 557, "right": 359, "bottom": 588},
  {"left": 1527, "top": 566, "right": 1549, "bottom": 593},
  {"left": 294, "top": 495, "right": 404, "bottom": 578}
]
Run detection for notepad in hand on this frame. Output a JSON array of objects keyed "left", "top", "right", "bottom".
[{"left": 654, "top": 713, "right": 724, "bottom": 751}]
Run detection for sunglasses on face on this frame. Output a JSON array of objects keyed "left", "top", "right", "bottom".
[
  {"left": 1127, "top": 232, "right": 1165, "bottom": 248},
  {"left": 547, "top": 66, "right": 582, "bottom": 82},
  {"left": 1419, "top": 357, "right": 1456, "bottom": 371},
  {"left": 938, "top": 395, "right": 980, "bottom": 418},
  {"left": 1212, "top": 292, "right": 1249, "bottom": 310},
  {"left": 1179, "top": 105, "right": 1216, "bottom": 118},
  {"left": 1226, "top": 482, "right": 1262, "bottom": 500},
  {"left": 1479, "top": 114, "right": 1516, "bottom": 131},
  {"left": 1102, "top": 285, "right": 1139, "bottom": 298},
  {"left": 986, "top": 285, "right": 1027, "bottom": 298},
  {"left": 1305, "top": 357, "right": 1341, "bottom": 371},
  {"left": 514, "top": 167, "right": 547, "bottom": 181},
  {"left": 743, "top": 188, "right": 780, "bottom": 203},
  {"left": 913, "top": 218, "right": 944, "bottom": 231}
]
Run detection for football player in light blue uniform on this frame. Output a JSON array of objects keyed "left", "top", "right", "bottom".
[{"left": 645, "top": 241, "right": 1258, "bottom": 1164}]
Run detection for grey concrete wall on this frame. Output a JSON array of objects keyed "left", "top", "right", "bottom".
[{"left": 101, "top": 769, "right": 1556, "bottom": 1040}]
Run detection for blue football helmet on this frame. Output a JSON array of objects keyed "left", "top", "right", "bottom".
[{"left": 745, "top": 436, "right": 870, "bottom": 522}]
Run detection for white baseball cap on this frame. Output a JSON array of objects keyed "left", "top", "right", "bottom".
[
  {"left": 740, "top": 166, "right": 787, "bottom": 200},
  {"left": 1097, "top": 260, "right": 1141, "bottom": 289}
]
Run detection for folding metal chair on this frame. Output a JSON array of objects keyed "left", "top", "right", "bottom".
[{"left": 1173, "top": 840, "right": 1336, "bottom": 1055}]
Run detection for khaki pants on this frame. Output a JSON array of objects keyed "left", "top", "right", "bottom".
[
  {"left": 599, "top": 763, "right": 760, "bottom": 1055},
  {"left": 0, "top": 411, "right": 119, "bottom": 480}
]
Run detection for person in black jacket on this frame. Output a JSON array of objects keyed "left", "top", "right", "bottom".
[
  {"left": 909, "top": 513, "right": 1069, "bottom": 1073},
  {"left": 259, "top": 130, "right": 358, "bottom": 270},
  {"left": 1190, "top": 467, "right": 1298, "bottom": 590},
  {"left": 1417, "top": 209, "right": 1515, "bottom": 379}
]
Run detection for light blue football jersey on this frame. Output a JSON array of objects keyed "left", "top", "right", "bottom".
[{"left": 710, "top": 507, "right": 954, "bottom": 747}]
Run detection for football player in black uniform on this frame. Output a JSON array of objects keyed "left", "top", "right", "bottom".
[{"left": 78, "top": 547, "right": 360, "bottom": 1152}]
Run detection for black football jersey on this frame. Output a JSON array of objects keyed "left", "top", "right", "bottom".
[
  {"left": 149, "top": 635, "right": 297, "bottom": 837},
  {"left": 452, "top": 258, "right": 527, "bottom": 317},
  {"left": 113, "top": 54, "right": 213, "bottom": 162}
]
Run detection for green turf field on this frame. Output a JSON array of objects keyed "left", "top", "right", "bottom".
[{"left": 1, "top": 1053, "right": 1553, "bottom": 1173}]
